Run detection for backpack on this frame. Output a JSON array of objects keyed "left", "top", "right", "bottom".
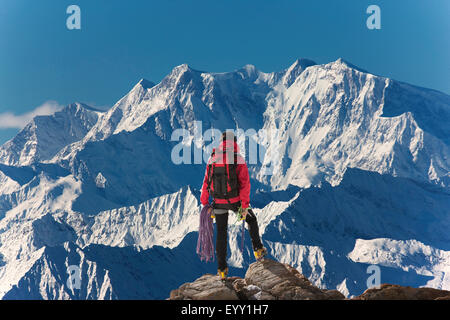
[{"left": 206, "top": 149, "right": 240, "bottom": 205}]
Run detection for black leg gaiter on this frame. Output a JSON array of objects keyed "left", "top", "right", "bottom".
[
  {"left": 245, "top": 209, "right": 263, "bottom": 251},
  {"left": 215, "top": 212, "right": 229, "bottom": 271}
]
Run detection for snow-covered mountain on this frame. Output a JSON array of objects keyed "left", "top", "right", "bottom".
[
  {"left": 0, "top": 103, "right": 103, "bottom": 166},
  {"left": 0, "top": 58, "right": 449, "bottom": 299}
]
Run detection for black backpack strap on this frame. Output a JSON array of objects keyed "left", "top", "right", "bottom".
[
  {"left": 234, "top": 152, "right": 240, "bottom": 188},
  {"left": 225, "top": 152, "right": 240, "bottom": 204},
  {"left": 206, "top": 162, "right": 213, "bottom": 193},
  {"left": 206, "top": 150, "right": 215, "bottom": 207}
]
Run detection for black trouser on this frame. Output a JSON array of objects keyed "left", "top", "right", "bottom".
[{"left": 215, "top": 209, "right": 263, "bottom": 271}]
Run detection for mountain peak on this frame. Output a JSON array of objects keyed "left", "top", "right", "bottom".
[
  {"left": 290, "top": 58, "right": 317, "bottom": 70},
  {"left": 171, "top": 63, "right": 200, "bottom": 74},
  {"left": 240, "top": 64, "right": 257, "bottom": 72},
  {"left": 66, "top": 102, "right": 104, "bottom": 113},
  {"left": 331, "top": 58, "right": 368, "bottom": 73},
  {"left": 0, "top": 102, "right": 102, "bottom": 165},
  {"left": 282, "top": 58, "right": 316, "bottom": 87},
  {"left": 137, "top": 78, "right": 156, "bottom": 90},
  {"left": 236, "top": 64, "right": 260, "bottom": 80},
  {"left": 175, "top": 63, "right": 190, "bottom": 71},
  {"left": 127, "top": 78, "right": 156, "bottom": 96},
  {"left": 165, "top": 64, "right": 204, "bottom": 81}
]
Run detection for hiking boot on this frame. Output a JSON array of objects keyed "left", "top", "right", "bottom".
[
  {"left": 254, "top": 247, "right": 267, "bottom": 261},
  {"left": 218, "top": 267, "right": 228, "bottom": 281}
]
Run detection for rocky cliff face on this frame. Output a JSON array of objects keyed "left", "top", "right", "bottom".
[{"left": 169, "top": 258, "right": 450, "bottom": 300}]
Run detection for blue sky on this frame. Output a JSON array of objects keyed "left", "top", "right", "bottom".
[{"left": 0, "top": 0, "right": 448, "bottom": 144}]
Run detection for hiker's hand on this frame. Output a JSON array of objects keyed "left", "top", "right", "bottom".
[
  {"left": 241, "top": 208, "right": 248, "bottom": 220},
  {"left": 207, "top": 206, "right": 215, "bottom": 219}
]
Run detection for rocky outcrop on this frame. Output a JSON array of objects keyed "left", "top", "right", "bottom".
[
  {"left": 169, "top": 274, "right": 240, "bottom": 300},
  {"left": 242, "top": 259, "right": 345, "bottom": 300},
  {"left": 169, "top": 258, "right": 345, "bottom": 300},
  {"left": 353, "top": 284, "right": 450, "bottom": 300},
  {"left": 169, "top": 258, "right": 450, "bottom": 300}
]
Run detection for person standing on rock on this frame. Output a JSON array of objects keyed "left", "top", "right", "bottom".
[{"left": 200, "top": 130, "right": 267, "bottom": 280}]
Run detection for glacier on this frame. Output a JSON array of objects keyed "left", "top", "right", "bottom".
[{"left": 0, "top": 58, "right": 449, "bottom": 299}]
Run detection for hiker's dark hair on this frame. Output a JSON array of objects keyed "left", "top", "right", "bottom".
[{"left": 221, "top": 131, "right": 237, "bottom": 142}]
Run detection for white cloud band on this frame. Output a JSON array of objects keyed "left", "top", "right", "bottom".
[{"left": 0, "top": 101, "right": 63, "bottom": 129}]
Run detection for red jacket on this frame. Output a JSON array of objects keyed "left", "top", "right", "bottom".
[{"left": 200, "top": 139, "right": 251, "bottom": 209}]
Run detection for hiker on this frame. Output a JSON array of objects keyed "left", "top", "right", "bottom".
[{"left": 200, "top": 130, "right": 267, "bottom": 280}]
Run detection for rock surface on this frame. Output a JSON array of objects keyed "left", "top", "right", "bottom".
[
  {"left": 169, "top": 259, "right": 345, "bottom": 300},
  {"left": 244, "top": 259, "right": 345, "bottom": 300},
  {"left": 353, "top": 284, "right": 450, "bottom": 300},
  {"left": 169, "top": 259, "right": 450, "bottom": 300},
  {"left": 169, "top": 274, "right": 240, "bottom": 300}
]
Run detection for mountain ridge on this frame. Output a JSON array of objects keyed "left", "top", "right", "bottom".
[{"left": 0, "top": 58, "right": 449, "bottom": 299}]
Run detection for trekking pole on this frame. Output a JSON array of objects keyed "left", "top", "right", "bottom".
[
  {"left": 236, "top": 206, "right": 250, "bottom": 253},
  {"left": 240, "top": 220, "right": 245, "bottom": 253}
]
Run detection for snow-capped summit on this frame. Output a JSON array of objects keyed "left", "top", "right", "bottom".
[
  {"left": 236, "top": 64, "right": 259, "bottom": 79},
  {"left": 281, "top": 58, "right": 317, "bottom": 87},
  {"left": 331, "top": 57, "right": 368, "bottom": 72},
  {"left": 0, "top": 102, "right": 103, "bottom": 166},
  {"left": 136, "top": 78, "right": 155, "bottom": 90},
  {"left": 126, "top": 78, "right": 156, "bottom": 98}
]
